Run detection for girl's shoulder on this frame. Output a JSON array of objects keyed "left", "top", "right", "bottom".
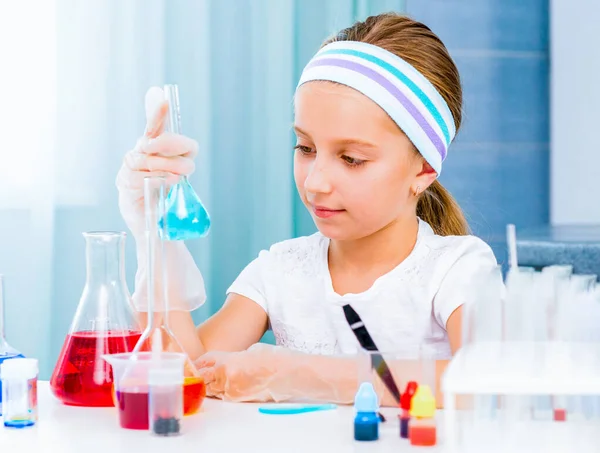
[
  {"left": 259, "top": 232, "right": 328, "bottom": 277},
  {"left": 417, "top": 219, "right": 496, "bottom": 265}
]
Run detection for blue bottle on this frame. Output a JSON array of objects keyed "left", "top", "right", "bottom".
[
  {"left": 354, "top": 382, "right": 380, "bottom": 441},
  {"left": 0, "top": 275, "right": 25, "bottom": 416}
]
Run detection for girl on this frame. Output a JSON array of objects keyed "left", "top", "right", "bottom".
[{"left": 116, "top": 13, "right": 499, "bottom": 406}]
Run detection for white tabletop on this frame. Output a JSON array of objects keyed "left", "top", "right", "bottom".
[{"left": 0, "top": 382, "right": 443, "bottom": 453}]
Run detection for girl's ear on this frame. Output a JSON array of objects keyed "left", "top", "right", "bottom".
[{"left": 411, "top": 159, "right": 437, "bottom": 195}]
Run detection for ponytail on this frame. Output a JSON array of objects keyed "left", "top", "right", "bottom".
[{"left": 416, "top": 180, "right": 469, "bottom": 236}]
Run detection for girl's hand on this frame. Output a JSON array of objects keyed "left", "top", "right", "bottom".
[
  {"left": 116, "top": 86, "right": 198, "bottom": 239},
  {"left": 195, "top": 344, "right": 292, "bottom": 402}
]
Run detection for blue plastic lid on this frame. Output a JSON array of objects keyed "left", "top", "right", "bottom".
[{"left": 354, "top": 382, "right": 379, "bottom": 412}]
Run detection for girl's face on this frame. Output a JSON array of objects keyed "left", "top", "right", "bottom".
[{"left": 294, "top": 81, "right": 435, "bottom": 241}]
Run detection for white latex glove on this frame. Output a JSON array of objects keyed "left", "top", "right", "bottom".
[
  {"left": 117, "top": 87, "right": 197, "bottom": 238},
  {"left": 116, "top": 87, "right": 207, "bottom": 312},
  {"left": 195, "top": 344, "right": 359, "bottom": 404},
  {"left": 195, "top": 344, "right": 437, "bottom": 407}
]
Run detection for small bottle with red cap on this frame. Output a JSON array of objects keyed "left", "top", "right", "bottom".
[{"left": 399, "top": 381, "right": 418, "bottom": 439}]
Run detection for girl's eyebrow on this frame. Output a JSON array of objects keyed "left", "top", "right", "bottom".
[{"left": 294, "top": 125, "right": 378, "bottom": 149}]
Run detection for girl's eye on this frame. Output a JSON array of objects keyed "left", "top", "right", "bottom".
[
  {"left": 294, "top": 145, "right": 315, "bottom": 155},
  {"left": 342, "top": 155, "right": 366, "bottom": 167}
]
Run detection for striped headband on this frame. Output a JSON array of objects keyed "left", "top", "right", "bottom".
[{"left": 296, "top": 41, "right": 456, "bottom": 175}]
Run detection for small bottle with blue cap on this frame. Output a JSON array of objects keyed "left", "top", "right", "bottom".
[{"left": 354, "top": 382, "right": 380, "bottom": 441}]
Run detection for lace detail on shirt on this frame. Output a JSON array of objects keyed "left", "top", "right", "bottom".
[
  {"left": 266, "top": 234, "right": 326, "bottom": 278},
  {"left": 271, "top": 318, "right": 339, "bottom": 355}
]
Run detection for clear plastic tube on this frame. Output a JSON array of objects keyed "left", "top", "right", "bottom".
[
  {"left": 132, "top": 176, "right": 205, "bottom": 416},
  {"left": 149, "top": 368, "right": 183, "bottom": 436}
]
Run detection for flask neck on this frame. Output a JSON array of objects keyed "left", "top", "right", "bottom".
[
  {"left": 0, "top": 275, "right": 6, "bottom": 343},
  {"left": 84, "top": 232, "right": 127, "bottom": 287},
  {"left": 164, "top": 84, "right": 182, "bottom": 135},
  {"left": 0, "top": 276, "right": 24, "bottom": 356}
]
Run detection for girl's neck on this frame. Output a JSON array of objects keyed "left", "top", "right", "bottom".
[{"left": 328, "top": 215, "right": 420, "bottom": 285}]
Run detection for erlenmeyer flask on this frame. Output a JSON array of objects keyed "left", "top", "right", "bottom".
[
  {"left": 159, "top": 84, "right": 211, "bottom": 240},
  {"left": 134, "top": 176, "right": 206, "bottom": 415},
  {"left": 0, "top": 275, "right": 25, "bottom": 415},
  {"left": 50, "top": 232, "right": 141, "bottom": 407}
]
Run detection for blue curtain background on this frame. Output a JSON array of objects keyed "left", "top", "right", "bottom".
[{"left": 0, "top": 0, "right": 550, "bottom": 379}]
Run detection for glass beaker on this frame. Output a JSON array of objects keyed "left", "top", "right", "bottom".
[
  {"left": 158, "top": 84, "right": 211, "bottom": 241},
  {"left": 134, "top": 176, "right": 206, "bottom": 415},
  {"left": 0, "top": 275, "right": 25, "bottom": 415},
  {"left": 50, "top": 232, "right": 141, "bottom": 407},
  {"left": 102, "top": 351, "right": 185, "bottom": 430}
]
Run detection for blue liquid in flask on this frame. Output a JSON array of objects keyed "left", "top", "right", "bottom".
[
  {"left": 157, "top": 84, "right": 211, "bottom": 241},
  {"left": 159, "top": 177, "right": 211, "bottom": 241}
]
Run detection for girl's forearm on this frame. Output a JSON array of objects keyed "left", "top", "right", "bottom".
[{"left": 270, "top": 351, "right": 450, "bottom": 407}]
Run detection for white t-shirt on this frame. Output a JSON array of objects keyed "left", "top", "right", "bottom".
[{"left": 227, "top": 219, "right": 499, "bottom": 359}]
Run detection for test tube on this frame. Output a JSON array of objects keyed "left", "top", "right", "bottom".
[
  {"left": 568, "top": 275, "right": 598, "bottom": 419},
  {"left": 503, "top": 269, "right": 537, "bottom": 426},
  {"left": 518, "top": 266, "right": 536, "bottom": 273},
  {"left": 541, "top": 265, "right": 572, "bottom": 341},
  {"left": 466, "top": 265, "right": 503, "bottom": 421},
  {"left": 541, "top": 264, "right": 573, "bottom": 279},
  {"left": 1, "top": 358, "right": 38, "bottom": 428},
  {"left": 149, "top": 367, "right": 184, "bottom": 436},
  {"left": 504, "top": 269, "right": 534, "bottom": 342},
  {"left": 143, "top": 176, "right": 167, "bottom": 315},
  {"left": 570, "top": 274, "right": 597, "bottom": 293},
  {"left": 541, "top": 265, "right": 573, "bottom": 422},
  {"left": 530, "top": 272, "right": 554, "bottom": 420},
  {"left": 462, "top": 265, "right": 503, "bottom": 346}
]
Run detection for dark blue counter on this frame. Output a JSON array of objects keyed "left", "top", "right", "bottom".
[{"left": 516, "top": 225, "right": 600, "bottom": 277}]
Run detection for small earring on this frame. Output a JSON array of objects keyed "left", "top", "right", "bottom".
[{"left": 414, "top": 185, "right": 421, "bottom": 197}]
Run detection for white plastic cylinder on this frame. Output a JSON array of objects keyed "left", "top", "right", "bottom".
[
  {"left": 1, "top": 358, "right": 38, "bottom": 428},
  {"left": 148, "top": 367, "right": 183, "bottom": 436}
]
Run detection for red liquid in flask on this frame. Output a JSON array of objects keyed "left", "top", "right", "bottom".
[
  {"left": 50, "top": 330, "right": 141, "bottom": 407},
  {"left": 183, "top": 376, "right": 206, "bottom": 415}
]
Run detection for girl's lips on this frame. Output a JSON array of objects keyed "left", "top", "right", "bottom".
[{"left": 312, "top": 205, "right": 344, "bottom": 219}]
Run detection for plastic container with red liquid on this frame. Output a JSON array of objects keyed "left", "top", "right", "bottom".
[
  {"left": 50, "top": 232, "right": 141, "bottom": 407},
  {"left": 103, "top": 351, "right": 185, "bottom": 430}
]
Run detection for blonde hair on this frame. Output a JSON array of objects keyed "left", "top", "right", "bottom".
[{"left": 324, "top": 13, "right": 470, "bottom": 236}]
